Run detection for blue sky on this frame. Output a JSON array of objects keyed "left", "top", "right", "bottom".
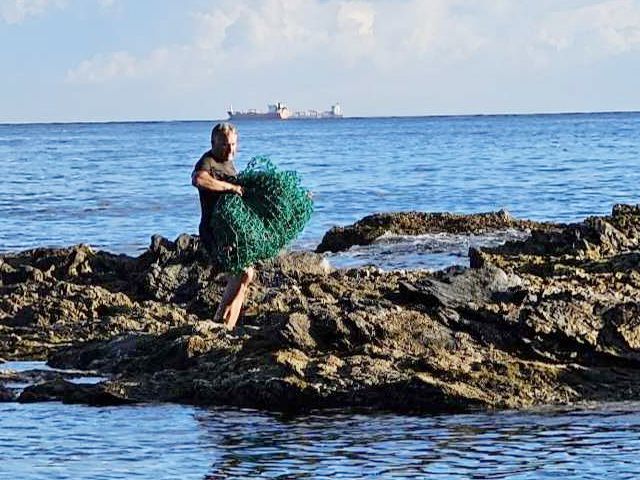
[{"left": 1, "top": 0, "right": 640, "bottom": 122}]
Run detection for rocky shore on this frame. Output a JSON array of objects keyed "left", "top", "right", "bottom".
[{"left": 2, "top": 206, "right": 640, "bottom": 413}]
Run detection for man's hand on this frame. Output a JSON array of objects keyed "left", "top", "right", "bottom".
[{"left": 231, "top": 185, "right": 244, "bottom": 196}]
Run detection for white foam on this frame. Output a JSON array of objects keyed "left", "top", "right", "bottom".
[{"left": 326, "top": 229, "right": 531, "bottom": 271}]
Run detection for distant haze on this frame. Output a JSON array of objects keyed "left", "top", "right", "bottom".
[{"left": 1, "top": 0, "right": 639, "bottom": 122}]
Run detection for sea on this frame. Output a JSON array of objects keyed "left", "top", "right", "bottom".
[{"left": 1, "top": 113, "right": 640, "bottom": 478}]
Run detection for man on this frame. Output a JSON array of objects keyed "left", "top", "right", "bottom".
[{"left": 192, "top": 122, "right": 255, "bottom": 330}]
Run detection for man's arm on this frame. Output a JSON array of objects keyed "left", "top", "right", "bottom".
[{"left": 192, "top": 169, "right": 243, "bottom": 195}]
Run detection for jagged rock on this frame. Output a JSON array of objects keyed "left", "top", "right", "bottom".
[
  {"left": 260, "top": 251, "right": 332, "bottom": 278},
  {"left": 48, "top": 334, "right": 142, "bottom": 372},
  {"left": 3, "top": 205, "right": 640, "bottom": 413},
  {"left": 316, "top": 210, "right": 549, "bottom": 253}
]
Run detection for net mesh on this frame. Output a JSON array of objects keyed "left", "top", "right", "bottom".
[{"left": 206, "top": 156, "right": 314, "bottom": 273}]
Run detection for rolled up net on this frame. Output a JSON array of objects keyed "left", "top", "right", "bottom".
[{"left": 206, "top": 156, "right": 314, "bottom": 273}]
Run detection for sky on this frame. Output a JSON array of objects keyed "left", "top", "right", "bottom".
[{"left": 1, "top": 0, "right": 640, "bottom": 122}]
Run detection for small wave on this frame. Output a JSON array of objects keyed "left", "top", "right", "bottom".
[
  {"left": 374, "top": 228, "right": 531, "bottom": 249},
  {"left": 327, "top": 229, "right": 531, "bottom": 271}
]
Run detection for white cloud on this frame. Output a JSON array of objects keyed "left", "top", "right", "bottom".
[
  {"left": 66, "top": 51, "right": 140, "bottom": 83},
  {"left": 538, "top": 0, "right": 640, "bottom": 56},
  {"left": 199, "top": 0, "right": 331, "bottom": 65},
  {"left": 337, "top": 2, "right": 374, "bottom": 37},
  {"left": 68, "top": 0, "right": 334, "bottom": 82},
  {"left": 64, "top": 0, "right": 640, "bottom": 87},
  {"left": 395, "top": 0, "right": 487, "bottom": 61},
  {"left": 0, "top": 0, "right": 67, "bottom": 24},
  {"left": 68, "top": 0, "right": 489, "bottom": 80},
  {"left": 66, "top": 48, "right": 177, "bottom": 83}
]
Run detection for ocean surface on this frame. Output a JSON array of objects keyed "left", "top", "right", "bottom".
[
  {"left": 1, "top": 112, "right": 639, "bottom": 269},
  {"left": 2, "top": 113, "right": 640, "bottom": 478},
  {"left": 2, "top": 363, "right": 640, "bottom": 480}
]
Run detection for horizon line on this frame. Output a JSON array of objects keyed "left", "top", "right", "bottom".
[{"left": 1, "top": 108, "right": 639, "bottom": 126}]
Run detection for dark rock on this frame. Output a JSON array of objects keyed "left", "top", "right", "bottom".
[
  {"left": 0, "top": 385, "right": 15, "bottom": 402},
  {"left": 316, "top": 210, "right": 548, "bottom": 253},
  {"left": 398, "top": 266, "right": 522, "bottom": 310},
  {"left": 48, "top": 334, "right": 142, "bottom": 372},
  {"left": 18, "top": 378, "right": 134, "bottom": 406},
  {"left": 278, "top": 313, "right": 317, "bottom": 351},
  {"left": 598, "top": 303, "right": 640, "bottom": 362}
]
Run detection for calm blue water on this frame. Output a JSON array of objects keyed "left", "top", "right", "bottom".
[
  {"left": 3, "top": 394, "right": 640, "bottom": 478},
  {"left": 1, "top": 113, "right": 639, "bottom": 269},
  {"left": 2, "top": 115, "right": 640, "bottom": 478}
]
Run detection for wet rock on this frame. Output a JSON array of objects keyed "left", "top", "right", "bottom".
[
  {"left": 18, "top": 378, "right": 133, "bottom": 406},
  {"left": 0, "top": 385, "right": 15, "bottom": 402},
  {"left": 0, "top": 366, "right": 111, "bottom": 403},
  {"left": 48, "top": 334, "right": 142, "bottom": 372},
  {"left": 316, "top": 210, "right": 548, "bottom": 253}
]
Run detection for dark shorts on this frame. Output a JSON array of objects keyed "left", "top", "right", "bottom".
[{"left": 199, "top": 224, "right": 217, "bottom": 259}]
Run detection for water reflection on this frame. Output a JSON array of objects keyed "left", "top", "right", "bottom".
[
  {"left": 197, "top": 406, "right": 640, "bottom": 479},
  {"left": 2, "top": 401, "right": 640, "bottom": 478}
]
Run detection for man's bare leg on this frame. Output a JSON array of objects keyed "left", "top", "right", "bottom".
[
  {"left": 214, "top": 276, "right": 242, "bottom": 322},
  {"left": 214, "top": 267, "right": 255, "bottom": 330},
  {"left": 224, "top": 267, "right": 255, "bottom": 330}
]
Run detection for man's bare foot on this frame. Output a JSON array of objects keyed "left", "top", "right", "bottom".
[
  {"left": 213, "top": 305, "right": 238, "bottom": 331},
  {"left": 214, "top": 302, "right": 232, "bottom": 322}
]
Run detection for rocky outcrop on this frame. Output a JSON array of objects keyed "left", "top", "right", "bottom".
[
  {"left": 3, "top": 204, "right": 640, "bottom": 413},
  {"left": 0, "top": 233, "right": 261, "bottom": 358},
  {"left": 0, "top": 366, "right": 108, "bottom": 403},
  {"left": 18, "top": 378, "right": 134, "bottom": 405},
  {"left": 316, "top": 210, "right": 551, "bottom": 252},
  {"left": 0, "top": 384, "right": 14, "bottom": 401}
]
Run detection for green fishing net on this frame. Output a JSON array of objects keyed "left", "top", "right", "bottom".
[{"left": 207, "top": 156, "right": 314, "bottom": 273}]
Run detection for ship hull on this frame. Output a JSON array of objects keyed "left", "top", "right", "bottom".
[
  {"left": 228, "top": 112, "right": 343, "bottom": 121},
  {"left": 227, "top": 111, "right": 289, "bottom": 120},
  {"left": 289, "top": 114, "right": 343, "bottom": 120}
]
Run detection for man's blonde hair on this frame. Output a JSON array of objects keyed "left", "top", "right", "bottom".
[{"left": 211, "top": 122, "right": 237, "bottom": 146}]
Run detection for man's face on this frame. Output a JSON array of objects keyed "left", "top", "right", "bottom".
[{"left": 213, "top": 131, "right": 238, "bottom": 161}]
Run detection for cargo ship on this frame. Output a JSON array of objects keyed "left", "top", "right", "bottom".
[{"left": 228, "top": 102, "right": 342, "bottom": 120}]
